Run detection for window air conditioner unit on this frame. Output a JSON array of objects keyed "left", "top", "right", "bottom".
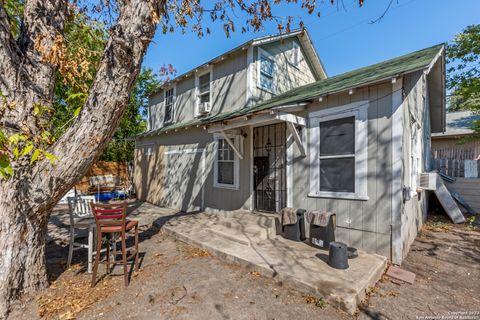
[
  {"left": 418, "top": 172, "right": 437, "bottom": 190},
  {"left": 198, "top": 102, "right": 211, "bottom": 115}
]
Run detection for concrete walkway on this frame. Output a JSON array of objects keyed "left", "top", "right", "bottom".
[
  {"left": 49, "top": 201, "right": 386, "bottom": 314},
  {"left": 136, "top": 204, "right": 388, "bottom": 315}
]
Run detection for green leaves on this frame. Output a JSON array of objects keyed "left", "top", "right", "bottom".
[
  {"left": 100, "top": 68, "right": 161, "bottom": 162},
  {"left": 0, "top": 154, "right": 14, "bottom": 179},
  {"left": 31, "top": 149, "right": 41, "bottom": 164},
  {"left": 447, "top": 25, "right": 480, "bottom": 113}
]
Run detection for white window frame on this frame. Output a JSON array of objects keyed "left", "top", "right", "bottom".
[
  {"left": 195, "top": 68, "right": 213, "bottom": 116},
  {"left": 257, "top": 48, "right": 275, "bottom": 94},
  {"left": 290, "top": 41, "right": 300, "bottom": 67},
  {"left": 410, "top": 119, "right": 421, "bottom": 197},
  {"left": 147, "top": 104, "right": 153, "bottom": 130},
  {"left": 163, "top": 86, "right": 176, "bottom": 124},
  {"left": 213, "top": 133, "right": 240, "bottom": 190},
  {"left": 308, "top": 100, "right": 369, "bottom": 200},
  {"left": 143, "top": 144, "right": 154, "bottom": 157}
]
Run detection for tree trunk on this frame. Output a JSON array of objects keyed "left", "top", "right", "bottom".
[
  {"left": 0, "top": 200, "right": 49, "bottom": 317},
  {"left": 0, "top": 0, "right": 164, "bottom": 317}
]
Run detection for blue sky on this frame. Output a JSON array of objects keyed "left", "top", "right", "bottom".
[{"left": 143, "top": 0, "right": 480, "bottom": 77}]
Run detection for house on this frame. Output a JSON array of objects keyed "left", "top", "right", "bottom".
[
  {"left": 432, "top": 111, "right": 480, "bottom": 212},
  {"left": 134, "top": 30, "right": 446, "bottom": 265},
  {"left": 432, "top": 111, "right": 480, "bottom": 162}
]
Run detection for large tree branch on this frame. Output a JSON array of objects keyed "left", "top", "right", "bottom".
[
  {"left": 0, "top": 3, "right": 21, "bottom": 100},
  {"left": 30, "top": 0, "right": 164, "bottom": 213},
  {"left": 0, "top": 0, "right": 67, "bottom": 135}
]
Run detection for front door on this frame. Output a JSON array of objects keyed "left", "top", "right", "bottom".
[{"left": 253, "top": 123, "right": 287, "bottom": 212}]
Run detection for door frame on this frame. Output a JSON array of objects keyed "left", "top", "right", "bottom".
[{"left": 251, "top": 122, "right": 287, "bottom": 212}]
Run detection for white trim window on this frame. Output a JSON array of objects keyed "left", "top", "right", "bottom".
[
  {"left": 410, "top": 119, "right": 421, "bottom": 196},
  {"left": 163, "top": 87, "right": 175, "bottom": 124},
  {"left": 309, "top": 101, "right": 369, "bottom": 200},
  {"left": 196, "top": 70, "right": 212, "bottom": 115},
  {"left": 257, "top": 48, "right": 275, "bottom": 93},
  {"left": 213, "top": 134, "right": 239, "bottom": 189},
  {"left": 291, "top": 41, "right": 300, "bottom": 67},
  {"left": 144, "top": 145, "right": 153, "bottom": 157}
]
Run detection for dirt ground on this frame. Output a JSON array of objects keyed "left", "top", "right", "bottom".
[{"left": 8, "top": 214, "right": 480, "bottom": 320}]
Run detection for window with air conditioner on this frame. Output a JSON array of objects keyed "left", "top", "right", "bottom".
[
  {"left": 196, "top": 71, "right": 211, "bottom": 115},
  {"left": 163, "top": 87, "right": 175, "bottom": 124}
]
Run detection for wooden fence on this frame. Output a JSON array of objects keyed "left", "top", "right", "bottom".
[
  {"left": 432, "top": 158, "right": 480, "bottom": 178},
  {"left": 75, "top": 161, "right": 129, "bottom": 192},
  {"left": 431, "top": 139, "right": 480, "bottom": 161},
  {"left": 447, "top": 178, "right": 480, "bottom": 213}
]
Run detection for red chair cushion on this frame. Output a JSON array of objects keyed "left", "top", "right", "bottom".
[{"left": 100, "top": 220, "right": 138, "bottom": 233}]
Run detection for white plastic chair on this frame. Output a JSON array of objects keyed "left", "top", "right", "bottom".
[{"left": 67, "top": 196, "right": 96, "bottom": 273}]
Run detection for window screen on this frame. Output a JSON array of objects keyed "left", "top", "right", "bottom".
[
  {"left": 164, "top": 88, "right": 174, "bottom": 123},
  {"left": 259, "top": 54, "right": 274, "bottom": 92},
  {"left": 217, "top": 138, "right": 235, "bottom": 185},
  {"left": 319, "top": 117, "right": 355, "bottom": 193},
  {"left": 198, "top": 73, "right": 211, "bottom": 103},
  {"left": 291, "top": 42, "right": 300, "bottom": 66}
]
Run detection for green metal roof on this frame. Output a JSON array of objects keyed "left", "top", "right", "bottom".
[{"left": 138, "top": 43, "right": 444, "bottom": 138}]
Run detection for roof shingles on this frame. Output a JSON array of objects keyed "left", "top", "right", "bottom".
[{"left": 138, "top": 43, "right": 444, "bottom": 138}]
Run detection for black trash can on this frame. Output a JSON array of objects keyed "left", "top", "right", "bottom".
[
  {"left": 282, "top": 209, "right": 306, "bottom": 242},
  {"left": 328, "top": 241, "right": 349, "bottom": 269},
  {"left": 308, "top": 212, "right": 336, "bottom": 250}
]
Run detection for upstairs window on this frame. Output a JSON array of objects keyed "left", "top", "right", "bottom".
[
  {"left": 258, "top": 49, "right": 275, "bottom": 93},
  {"left": 198, "top": 72, "right": 211, "bottom": 104},
  {"left": 196, "top": 71, "right": 212, "bottom": 115},
  {"left": 291, "top": 41, "right": 300, "bottom": 67},
  {"left": 164, "top": 87, "right": 175, "bottom": 124}
]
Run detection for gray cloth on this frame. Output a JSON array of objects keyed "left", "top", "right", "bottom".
[
  {"left": 280, "top": 207, "right": 298, "bottom": 225},
  {"left": 306, "top": 211, "right": 335, "bottom": 227}
]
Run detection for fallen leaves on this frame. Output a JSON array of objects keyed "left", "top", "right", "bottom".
[
  {"left": 180, "top": 246, "right": 211, "bottom": 258},
  {"left": 249, "top": 271, "right": 261, "bottom": 278},
  {"left": 37, "top": 275, "right": 119, "bottom": 319},
  {"left": 303, "top": 295, "right": 328, "bottom": 309},
  {"left": 424, "top": 215, "right": 454, "bottom": 232}
]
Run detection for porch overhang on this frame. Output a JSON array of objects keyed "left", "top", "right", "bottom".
[{"left": 208, "top": 108, "right": 307, "bottom": 157}]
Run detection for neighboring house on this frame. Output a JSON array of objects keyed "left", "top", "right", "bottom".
[
  {"left": 432, "top": 111, "right": 480, "bottom": 162},
  {"left": 134, "top": 29, "right": 446, "bottom": 265},
  {"left": 432, "top": 111, "right": 480, "bottom": 212}
]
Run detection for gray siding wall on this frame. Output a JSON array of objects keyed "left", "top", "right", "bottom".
[
  {"left": 401, "top": 71, "right": 431, "bottom": 260},
  {"left": 292, "top": 83, "right": 394, "bottom": 258},
  {"left": 251, "top": 38, "right": 316, "bottom": 104},
  {"left": 148, "top": 50, "right": 248, "bottom": 130},
  {"left": 135, "top": 127, "right": 251, "bottom": 212}
]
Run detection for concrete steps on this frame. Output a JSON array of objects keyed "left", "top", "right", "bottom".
[
  {"left": 213, "top": 210, "right": 280, "bottom": 239},
  {"left": 163, "top": 211, "right": 387, "bottom": 315},
  {"left": 204, "top": 225, "right": 262, "bottom": 246}
]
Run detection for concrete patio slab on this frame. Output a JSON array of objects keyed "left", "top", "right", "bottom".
[
  {"left": 156, "top": 209, "right": 387, "bottom": 315},
  {"left": 48, "top": 201, "right": 386, "bottom": 314}
]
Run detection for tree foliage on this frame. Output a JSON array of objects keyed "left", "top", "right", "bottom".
[
  {"left": 51, "top": 7, "right": 107, "bottom": 138},
  {"left": 447, "top": 24, "right": 480, "bottom": 119},
  {"left": 100, "top": 68, "right": 162, "bottom": 162}
]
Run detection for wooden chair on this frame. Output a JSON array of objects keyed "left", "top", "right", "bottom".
[
  {"left": 67, "top": 196, "right": 96, "bottom": 273},
  {"left": 90, "top": 202, "right": 139, "bottom": 287}
]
